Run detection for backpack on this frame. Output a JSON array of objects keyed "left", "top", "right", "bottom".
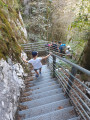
[{"left": 59, "top": 44, "right": 66, "bottom": 53}]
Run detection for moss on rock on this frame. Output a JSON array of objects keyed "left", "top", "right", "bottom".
[{"left": 0, "top": 0, "right": 26, "bottom": 61}]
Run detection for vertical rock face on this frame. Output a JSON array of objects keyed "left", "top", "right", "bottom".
[
  {"left": 51, "top": 0, "right": 78, "bottom": 41},
  {"left": 81, "top": 39, "right": 90, "bottom": 70},
  {"left": 0, "top": 0, "right": 27, "bottom": 60},
  {"left": 22, "top": 0, "right": 51, "bottom": 42},
  {"left": 18, "top": 12, "right": 28, "bottom": 39},
  {"left": 0, "top": 58, "right": 26, "bottom": 120},
  {"left": 0, "top": 1, "right": 28, "bottom": 119}
]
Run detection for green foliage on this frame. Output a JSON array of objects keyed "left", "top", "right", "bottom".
[
  {"left": 71, "top": 14, "right": 89, "bottom": 31},
  {"left": 71, "top": 0, "right": 89, "bottom": 31},
  {"left": 68, "top": 0, "right": 90, "bottom": 61},
  {"left": 0, "top": 0, "right": 26, "bottom": 61}
]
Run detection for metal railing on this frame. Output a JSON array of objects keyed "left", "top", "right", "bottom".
[
  {"left": 21, "top": 41, "right": 48, "bottom": 52},
  {"left": 46, "top": 50, "right": 90, "bottom": 120},
  {"left": 22, "top": 42, "right": 90, "bottom": 120}
]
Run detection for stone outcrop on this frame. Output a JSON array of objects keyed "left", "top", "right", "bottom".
[
  {"left": 0, "top": 1, "right": 28, "bottom": 118},
  {"left": 0, "top": 0, "right": 27, "bottom": 60},
  {"left": 0, "top": 57, "right": 28, "bottom": 120}
]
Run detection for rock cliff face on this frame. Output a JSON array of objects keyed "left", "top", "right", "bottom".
[
  {"left": 0, "top": 50, "right": 29, "bottom": 120},
  {"left": 0, "top": 58, "right": 26, "bottom": 120},
  {"left": 22, "top": 0, "right": 51, "bottom": 42},
  {"left": 0, "top": 0, "right": 27, "bottom": 60},
  {"left": 51, "top": 0, "right": 80, "bottom": 41},
  {"left": 0, "top": 0, "right": 28, "bottom": 120}
]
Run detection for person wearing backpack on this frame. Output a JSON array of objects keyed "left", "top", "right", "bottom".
[
  {"left": 52, "top": 41, "right": 58, "bottom": 52},
  {"left": 58, "top": 41, "right": 66, "bottom": 56}
]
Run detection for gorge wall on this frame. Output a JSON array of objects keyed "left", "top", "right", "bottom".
[
  {"left": 22, "top": 0, "right": 52, "bottom": 42},
  {"left": 0, "top": 0, "right": 28, "bottom": 120}
]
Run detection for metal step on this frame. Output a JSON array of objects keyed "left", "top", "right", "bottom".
[
  {"left": 68, "top": 117, "right": 80, "bottom": 120},
  {"left": 29, "top": 80, "right": 58, "bottom": 89},
  {"left": 40, "top": 65, "right": 50, "bottom": 71},
  {"left": 22, "top": 88, "right": 63, "bottom": 100},
  {"left": 17, "top": 65, "right": 79, "bottom": 120},
  {"left": 27, "top": 84, "right": 60, "bottom": 94},
  {"left": 19, "top": 98, "right": 70, "bottom": 119},
  {"left": 29, "top": 77, "right": 54, "bottom": 84},
  {"left": 20, "top": 93, "right": 66, "bottom": 108},
  {"left": 29, "top": 83, "right": 59, "bottom": 91},
  {"left": 24, "top": 106, "right": 76, "bottom": 120},
  {"left": 29, "top": 80, "right": 57, "bottom": 87}
]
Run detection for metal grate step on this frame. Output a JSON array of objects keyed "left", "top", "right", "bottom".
[
  {"left": 24, "top": 106, "right": 77, "bottom": 120},
  {"left": 19, "top": 98, "right": 70, "bottom": 119}
]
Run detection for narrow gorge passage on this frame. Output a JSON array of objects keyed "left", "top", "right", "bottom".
[
  {"left": 16, "top": 65, "right": 80, "bottom": 120},
  {"left": 0, "top": 0, "right": 89, "bottom": 120}
]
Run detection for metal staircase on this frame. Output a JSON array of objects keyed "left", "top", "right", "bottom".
[
  {"left": 18, "top": 65, "right": 80, "bottom": 120},
  {"left": 18, "top": 41, "right": 90, "bottom": 120}
]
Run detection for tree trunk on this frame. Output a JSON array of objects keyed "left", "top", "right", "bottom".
[{"left": 80, "top": 39, "right": 90, "bottom": 71}]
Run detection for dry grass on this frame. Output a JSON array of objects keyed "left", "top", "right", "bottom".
[
  {"left": 21, "top": 92, "right": 32, "bottom": 97},
  {"left": 69, "top": 110, "right": 76, "bottom": 116},
  {"left": 23, "top": 88, "right": 33, "bottom": 92},
  {"left": 15, "top": 114, "right": 25, "bottom": 120},
  {"left": 20, "top": 97, "right": 32, "bottom": 103},
  {"left": 18, "top": 105, "right": 28, "bottom": 111},
  {"left": 25, "top": 84, "right": 33, "bottom": 88}
]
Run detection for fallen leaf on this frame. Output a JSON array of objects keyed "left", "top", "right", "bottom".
[{"left": 58, "top": 106, "right": 63, "bottom": 110}]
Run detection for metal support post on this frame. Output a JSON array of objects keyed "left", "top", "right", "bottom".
[
  {"left": 47, "top": 46, "right": 50, "bottom": 66},
  {"left": 53, "top": 55, "right": 56, "bottom": 78},
  {"left": 66, "top": 66, "right": 77, "bottom": 94}
]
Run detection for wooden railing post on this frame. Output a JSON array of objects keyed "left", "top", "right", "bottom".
[
  {"left": 66, "top": 66, "right": 77, "bottom": 94},
  {"left": 53, "top": 55, "right": 56, "bottom": 78}
]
